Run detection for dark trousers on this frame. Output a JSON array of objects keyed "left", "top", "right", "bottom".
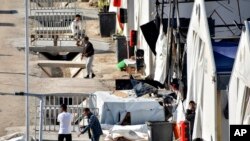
[
  {"left": 91, "top": 135, "right": 100, "bottom": 141},
  {"left": 58, "top": 134, "right": 72, "bottom": 141}
]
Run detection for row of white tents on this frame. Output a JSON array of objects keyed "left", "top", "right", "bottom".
[
  {"left": 229, "top": 21, "right": 250, "bottom": 125},
  {"left": 109, "top": 0, "right": 250, "bottom": 77},
  {"left": 185, "top": 0, "right": 250, "bottom": 141},
  {"left": 107, "top": 0, "right": 250, "bottom": 141}
]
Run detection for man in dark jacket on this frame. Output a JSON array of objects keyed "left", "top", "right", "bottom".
[
  {"left": 81, "top": 36, "right": 95, "bottom": 78},
  {"left": 186, "top": 100, "right": 196, "bottom": 138},
  {"left": 78, "top": 108, "right": 103, "bottom": 141}
]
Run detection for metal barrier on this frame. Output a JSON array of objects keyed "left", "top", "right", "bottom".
[
  {"left": 31, "top": 11, "right": 86, "bottom": 44},
  {"left": 34, "top": 94, "right": 98, "bottom": 140},
  {"left": 30, "top": 0, "right": 78, "bottom": 10}
]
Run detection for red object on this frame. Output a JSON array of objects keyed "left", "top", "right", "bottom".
[
  {"left": 173, "top": 123, "right": 181, "bottom": 139},
  {"left": 113, "top": 0, "right": 121, "bottom": 7},
  {"left": 130, "top": 30, "right": 137, "bottom": 47},
  {"left": 117, "top": 13, "right": 124, "bottom": 30},
  {"left": 179, "top": 121, "right": 190, "bottom": 141}
]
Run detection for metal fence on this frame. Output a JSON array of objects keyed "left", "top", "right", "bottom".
[
  {"left": 34, "top": 94, "right": 98, "bottom": 140},
  {"left": 30, "top": 0, "right": 78, "bottom": 10},
  {"left": 31, "top": 11, "right": 85, "bottom": 42}
]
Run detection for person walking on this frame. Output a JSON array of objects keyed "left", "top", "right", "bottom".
[
  {"left": 57, "top": 104, "right": 73, "bottom": 141},
  {"left": 81, "top": 36, "right": 95, "bottom": 79},
  {"left": 78, "top": 108, "right": 103, "bottom": 141}
]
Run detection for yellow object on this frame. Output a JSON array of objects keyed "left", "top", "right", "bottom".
[{"left": 98, "top": 0, "right": 109, "bottom": 12}]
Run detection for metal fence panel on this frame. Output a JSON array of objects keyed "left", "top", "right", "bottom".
[
  {"left": 31, "top": 11, "right": 85, "bottom": 42},
  {"left": 34, "top": 94, "right": 98, "bottom": 140},
  {"left": 30, "top": 0, "right": 78, "bottom": 10}
]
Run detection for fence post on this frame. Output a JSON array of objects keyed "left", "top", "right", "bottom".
[{"left": 39, "top": 97, "right": 44, "bottom": 141}]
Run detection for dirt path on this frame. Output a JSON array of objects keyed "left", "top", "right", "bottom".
[
  {"left": 0, "top": 0, "right": 27, "bottom": 136},
  {"left": 0, "top": 0, "right": 108, "bottom": 137},
  {"left": 0, "top": 0, "right": 124, "bottom": 137}
]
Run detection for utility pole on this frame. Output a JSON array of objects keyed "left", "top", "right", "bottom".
[{"left": 24, "top": 0, "right": 30, "bottom": 140}]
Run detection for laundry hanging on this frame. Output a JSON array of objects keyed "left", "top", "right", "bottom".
[
  {"left": 140, "top": 20, "right": 160, "bottom": 55},
  {"left": 154, "top": 24, "right": 168, "bottom": 84}
]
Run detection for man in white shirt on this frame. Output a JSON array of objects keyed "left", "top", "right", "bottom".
[
  {"left": 71, "top": 14, "right": 85, "bottom": 46},
  {"left": 57, "top": 104, "right": 73, "bottom": 141}
]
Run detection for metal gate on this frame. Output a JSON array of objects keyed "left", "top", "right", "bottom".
[{"left": 34, "top": 94, "right": 98, "bottom": 140}]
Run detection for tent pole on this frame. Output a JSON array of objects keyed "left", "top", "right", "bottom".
[
  {"left": 175, "top": 0, "right": 181, "bottom": 79},
  {"left": 161, "top": 0, "right": 164, "bottom": 22},
  {"left": 167, "top": 0, "right": 173, "bottom": 86},
  {"left": 236, "top": 0, "right": 242, "bottom": 24}
]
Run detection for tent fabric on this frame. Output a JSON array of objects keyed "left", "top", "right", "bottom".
[
  {"left": 134, "top": 0, "right": 155, "bottom": 76},
  {"left": 89, "top": 91, "right": 165, "bottom": 125},
  {"left": 229, "top": 21, "right": 250, "bottom": 125},
  {"left": 186, "top": 0, "right": 217, "bottom": 140},
  {"left": 154, "top": 24, "right": 169, "bottom": 84},
  {"left": 172, "top": 100, "right": 186, "bottom": 123},
  {"left": 212, "top": 41, "right": 238, "bottom": 73}
]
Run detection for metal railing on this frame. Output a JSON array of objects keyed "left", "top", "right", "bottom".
[
  {"left": 31, "top": 11, "right": 86, "bottom": 46},
  {"left": 34, "top": 94, "right": 98, "bottom": 140},
  {"left": 30, "top": 0, "right": 78, "bottom": 10}
]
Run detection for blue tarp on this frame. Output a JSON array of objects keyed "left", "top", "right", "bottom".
[{"left": 212, "top": 41, "right": 238, "bottom": 73}]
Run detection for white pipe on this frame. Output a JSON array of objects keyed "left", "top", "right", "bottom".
[
  {"left": 39, "top": 98, "right": 44, "bottom": 141},
  {"left": 24, "top": 0, "right": 30, "bottom": 140}
]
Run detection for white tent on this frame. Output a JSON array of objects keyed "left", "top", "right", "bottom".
[
  {"left": 89, "top": 91, "right": 165, "bottom": 125},
  {"left": 186, "top": 0, "right": 217, "bottom": 140},
  {"left": 185, "top": 0, "right": 243, "bottom": 140},
  {"left": 229, "top": 21, "right": 250, "bottom": 125},
  {"left": 134, "top": 0, "right": 155, "bottom": 76},
  {"left": 109, "top": 0, "right": 155, "bottom": 77}
]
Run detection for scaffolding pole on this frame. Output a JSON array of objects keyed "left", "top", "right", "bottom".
[{"left": 24, "top": 0, "right": 30, "bottom": 140}]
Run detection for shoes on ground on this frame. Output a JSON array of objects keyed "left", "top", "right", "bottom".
[{"left": 84, "top": 75, "right": 89, "bottom": 79}]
